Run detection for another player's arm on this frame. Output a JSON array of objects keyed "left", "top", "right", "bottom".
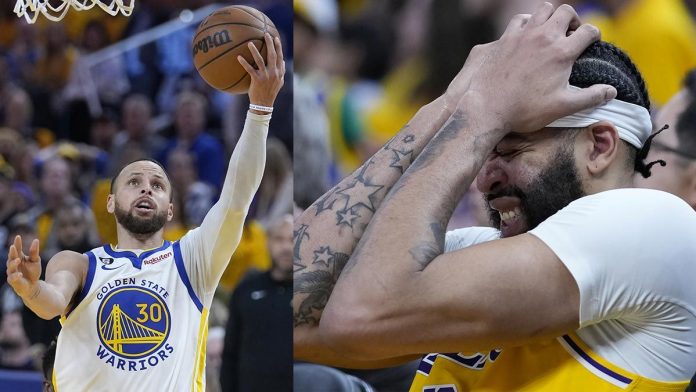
[
  {"left": 183, "top": 33, "right": 284, "bottom": 293},
  {"left": 321, "top": 4, "right": 615, "bottom": 359},
  {"left": 293, "top": 36, "right": 496, "bottom": 369},
  {"left": 6, "top": 235, "right": 86, "bottom": 320}
]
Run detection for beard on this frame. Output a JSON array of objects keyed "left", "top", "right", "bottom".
[
  {"left": 114, "top": 201, "right": 167, "bottom": 235},
  {"left": 485, "top": 144, "right": 585, "bottom": 234}
]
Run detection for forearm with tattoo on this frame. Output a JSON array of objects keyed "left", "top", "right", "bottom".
[
  {"left": 293, "top": 96, "right": 453, "bottom": 332},
  {"left": 338, "top": 105, "right": 503, "bottom": 284}
]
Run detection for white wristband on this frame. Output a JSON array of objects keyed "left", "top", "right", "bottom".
[{"left": 249, "top": 103, "right": 273, "bottom": 113}]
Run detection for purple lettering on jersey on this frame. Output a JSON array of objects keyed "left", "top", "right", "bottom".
[{"left": 423, "top": 385, "right": 457, "bottom": 392}]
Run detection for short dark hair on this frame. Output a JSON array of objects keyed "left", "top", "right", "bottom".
[
  {"left": 568, "top": 41, "right": 655, "bottom": 176},
  {"left": 110, "top": 158, "right": 172, "bottom": 200}
]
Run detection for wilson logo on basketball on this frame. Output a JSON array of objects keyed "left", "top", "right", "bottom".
[
  {"left": 144, "top": 251, "right": 172, "bottom": 265},
  {"left": 193, "top": 30, "right": 232, "bottom": 55}
]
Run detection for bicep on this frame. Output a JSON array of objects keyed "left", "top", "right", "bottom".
[
  {"left": 330, "top": 234, "right": 580, "bottom": 358},
  {"left": 417, "top": 234, "right": 579, "bottom": 350}
]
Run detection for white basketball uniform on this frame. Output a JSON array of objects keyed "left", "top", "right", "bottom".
[{"left": 52, "top": 112, "right": 270, "bottom": 392}]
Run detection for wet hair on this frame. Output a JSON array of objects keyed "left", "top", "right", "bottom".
[
  {"left": 110, "top": 158, "right": 172, "bottom": 201},
  {"left": 569, "top": 41, "right": 662, "bottom": 177}
]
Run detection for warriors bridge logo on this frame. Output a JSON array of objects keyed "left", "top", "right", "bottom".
[{"left": 96, "top": 286, "right": 173, "bottom": 371}]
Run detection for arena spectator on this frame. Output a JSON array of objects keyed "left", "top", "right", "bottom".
[
  {"left": 220, "top": 214, "right": 292, "bottom": 392},
  {"left": 157, "top": 91, "right": 226, "bottom": 191},
  {"left": 109, "top": 94, "right": 164, "bottom": 174},
  {"left": 26, "top": 156, "right": 99, "bottom": 251},
  {"left": 256, "top": 137, "right": 292, "bottom": 228},
  {"left": 293, "top": 75, "right": 331, "bottom": 210},
  {"left": 637, "top": 69, "right": 696, "bottom": 208},
  {"left": 42, "top": 201, "right": 98, "bottom": 258},
  {"left": 166, "top": 148, "right": 214, "bottom": 228},
  {"left": 89, "top": 111, "right": 119, "bottom": 153},
  {"left": 0, "top": 311, "right": 35, "bottom": 371},
  {"left": 206, "top": 326, "right": 225, "bottom": 392},
  {"left": 0, "top": 158, "right": 18, "bottom": 249},
  {"left": 584, "top": 0, "right": 696, "bottom": 105},
  {"left": 63, "top": 19, "right": 130, "bottom": 109},
  {"left": 4, "top": 20, "right": 41, "bottom": 87}
]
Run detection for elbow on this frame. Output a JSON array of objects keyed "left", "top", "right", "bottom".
[
  {"left": 34, "top": 309, "right": 61, "bottom": 320},
  {"left": 319, "top": 296, "right": 395, "bottom": 360},
  {"left": 37, "top": 313, "right": 57, "bottom": 321}
]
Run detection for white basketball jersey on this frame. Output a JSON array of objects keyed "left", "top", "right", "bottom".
[{"left": 54, "top": 241, "right": 210, "bottom": 391}]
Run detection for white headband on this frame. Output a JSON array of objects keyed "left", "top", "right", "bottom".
[{"left": 545, "top": 89, "right": 652, "bottom": 148}]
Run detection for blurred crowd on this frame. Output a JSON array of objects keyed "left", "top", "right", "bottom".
[
  {"left": 293, "top": 0, "right": 696, "bottom": 390},
  {"left": 0, "top": 0, "right": 292, "bottom": 391}
]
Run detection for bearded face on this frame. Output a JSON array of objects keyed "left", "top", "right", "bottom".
[
  {"left": 483, "top": 137, "right": 585, "bottom": 237},
  {"left": 109, "top": 160, "right": 173, "bottom": 238}
]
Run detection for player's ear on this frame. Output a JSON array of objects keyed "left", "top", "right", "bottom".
[
  {"left": 106, "top": 194, "right": 115, "bottom": 214},
  {"left": 583, "top": 121, "right": 619, "bottom": 176},
  {"left": 167, "top": 202, "right": 173, "bottom": 222}
]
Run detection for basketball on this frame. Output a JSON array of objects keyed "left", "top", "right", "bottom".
[{"left": 192, "top": 5, "right": 279, "bottom": 94}]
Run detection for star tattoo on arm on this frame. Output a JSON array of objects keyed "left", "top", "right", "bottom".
[
  {"left": 336, "top": 208, "right": 361, "bottom": 229},
  {"left": 313, "top": 246, "right": 335, "bottom": 267},
  {"left": 337, "top": 178, "right": 384, "bottom": 212},
  {"left": 389, "top": 149, "right": 414, "bottom": 173}
]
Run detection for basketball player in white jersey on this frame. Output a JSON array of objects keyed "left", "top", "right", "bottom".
[{"left": 5, "top": 33, "right": 284, "bottom": 391}]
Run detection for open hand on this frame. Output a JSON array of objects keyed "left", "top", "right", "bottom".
[
  {"left": 238, "top": 33, "right": 285, "bottom": 111},
  {"left": 6, "top": 235, "right": 42, "bottom": 299},
  {"left": 461, "top": 3, "right": 617, "bottom": 133}
]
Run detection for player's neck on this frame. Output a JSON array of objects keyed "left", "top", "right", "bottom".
[{"left": 115, "top": 226, "right": 165, "bottom": 251}]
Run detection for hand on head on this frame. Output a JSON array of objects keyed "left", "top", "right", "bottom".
[
  {"left": 452, "top": 3, "right": 617, "bottom": 133},
  {"left": 237, "top": 33, "right": 285, "bottom": 111},
  {"left": 6, "top": 235, "right": 42, "bottom": 298}
]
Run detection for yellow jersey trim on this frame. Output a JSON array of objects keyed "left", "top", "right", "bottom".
[
  {"left": 110, "top": 241, "right": 166, "bottom": 255},
  {"left": 52, "top": 366, "right": 58, "bottom": 392},
  {"left": 191, "top": 307, "right": 209, "bottom": 392},
  {"left": 562, "top": 332, "right": 690, "bottom": 391}
]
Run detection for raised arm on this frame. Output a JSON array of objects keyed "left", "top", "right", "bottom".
[
  {"left": 292, "top": 99, "right": 450, "bottom": 367},
  {"left": 321, "top": 4, "right": 616, "bottom": 359},
  {"left": 180, "top": 33, "right": 285, "bottom": 296},
  {"left": 6, "top": 235, "right": 86, "bottom": 320},
  {"left": 292, "top": 36, "right": 496, "bottom": 367}
]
